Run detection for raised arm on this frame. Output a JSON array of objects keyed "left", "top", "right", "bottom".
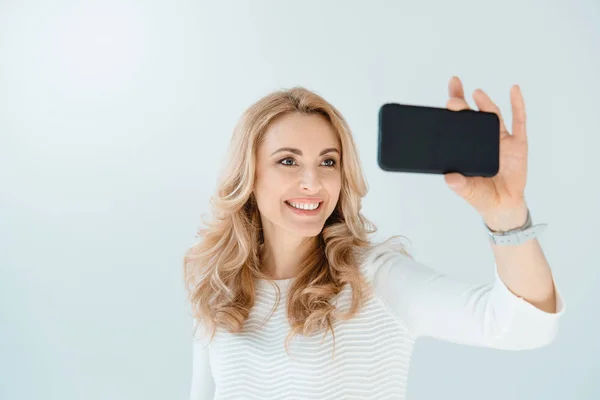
[{"left": 370, "top": 247, "right": 565, "bottom": 350}]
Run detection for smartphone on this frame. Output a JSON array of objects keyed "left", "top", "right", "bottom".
[{"left": 377, "top": 103, "right": 500, "bottom": 177}]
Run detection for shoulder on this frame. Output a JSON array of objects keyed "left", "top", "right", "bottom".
[
  {"left": 357, "top": 239, "right": 419, "bottom": 333},
  {"left": 360, "top": 238, "right": 415, "bottom": 285},
  {"left": 192, "top": 316, "right": 214, "bottom": 346}
]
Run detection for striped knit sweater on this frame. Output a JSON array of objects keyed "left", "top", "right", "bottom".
[{"left": 189, "top": 243, "right": 565, "bottom": 400}]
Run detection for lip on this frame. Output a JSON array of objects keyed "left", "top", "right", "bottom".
[
  {"left": 284, "top": 200, "right": 324, "bottom": 216},
  {"left": 285, "top": 197, "right": 324, "bottom": 203}
]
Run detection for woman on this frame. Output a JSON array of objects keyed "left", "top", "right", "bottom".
[{"left": 184, "top": 77, "right": 565, "bottom": 399}]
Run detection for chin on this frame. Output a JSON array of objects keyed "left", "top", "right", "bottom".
[
  {"left": 282, "top": 221, "right": 326, "bottom": 238},
  {"left": 288, "top": 225, "right": 324, "bottom": 238}
]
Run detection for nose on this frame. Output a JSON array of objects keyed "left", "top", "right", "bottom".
[{"left": 299, "top": 167, "right": 322, "bottom": 192}]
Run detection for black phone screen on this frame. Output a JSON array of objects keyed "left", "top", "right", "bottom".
[{"left": 377, "top": 103, "right": 500, "bottom": 177}]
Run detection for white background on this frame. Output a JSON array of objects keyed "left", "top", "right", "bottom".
[{"left": 1, "top": 0, "right": 598, "bottom": 399}]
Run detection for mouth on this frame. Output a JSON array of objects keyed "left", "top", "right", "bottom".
[{"left": 284, "top": 200, "right": 324, "bottom": 215}]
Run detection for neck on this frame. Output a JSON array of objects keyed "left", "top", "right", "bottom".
[{"left": 260, "top": 232, "right": 317, "bottom": 280}]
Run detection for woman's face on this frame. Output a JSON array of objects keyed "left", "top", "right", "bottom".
[{"left": 254, "top": 112, "right": 342, "bottom": 239}]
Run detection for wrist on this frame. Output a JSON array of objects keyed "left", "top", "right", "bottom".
[{"left": 482, "top": 201, "right": 529, "bottom": 232}]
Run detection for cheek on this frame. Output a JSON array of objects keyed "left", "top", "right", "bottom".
[
  {"left": 326, "top": 173, "right": 342, "bottom": 198},
  {"left": 320, "top": 175, "right": 341, "bottom": 213},
  {"left": 254, "top": 169, "right": 287, "bottom": 205}
]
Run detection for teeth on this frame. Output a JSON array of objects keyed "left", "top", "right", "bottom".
[{"left": 287, "top": 201, "right": 320, "bottom": 210}]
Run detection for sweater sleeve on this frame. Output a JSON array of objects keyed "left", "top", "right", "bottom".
[
  {"left": 369, "top": 245, "right": 566, "bottom": 350},
  {"left": 189, "top": 318, "right": 216, "bottom": 400}
]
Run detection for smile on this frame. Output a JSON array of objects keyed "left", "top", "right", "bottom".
[
  {"left": 284, "top": 200, "right": 324, "bottom": 215},
  {"left": 285, "top": 201, "right": 321, "bottom": 210}
]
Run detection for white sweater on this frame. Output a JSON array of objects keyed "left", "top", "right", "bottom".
[{"left": 189, "top": 243, "right": 565, "bottom": 400}]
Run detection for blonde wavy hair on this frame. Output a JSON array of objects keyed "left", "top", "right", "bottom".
[{"left": 183, "top": 86, "right": 411, "bottom": 358}]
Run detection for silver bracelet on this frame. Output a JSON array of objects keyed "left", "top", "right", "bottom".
[{"left": 484, "top": 208, "right": 548, "bottom": 246}]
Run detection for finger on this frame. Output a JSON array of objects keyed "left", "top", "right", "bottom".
[
  {"left": 447, "top": 76, "right": 471, "bottom": 111},
  {"left": 448, "top": 76, "right": 465, "bottom": 99},
  {"left": 472, "top": 88, "right": 510, "bottom": 139},
  {"left": 510, "top": 85, "right": 527, "bottom": 142},
  {"left": 446, "top": 97, "right": 471, "bottom": 111}
]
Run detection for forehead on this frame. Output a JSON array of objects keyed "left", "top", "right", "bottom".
[{"left": 260, "top": 112, "right": 340, "bottom": 151}]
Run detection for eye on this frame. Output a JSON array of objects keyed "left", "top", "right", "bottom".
[
  {"left": 322, "top": 158, "right": 337, "bottom": 167},
  {"left": 277, "top": 157, "right": 338, "bottom": 168},
  {"left": 279, "top": 157, "right": 297, "bottom": 166}
]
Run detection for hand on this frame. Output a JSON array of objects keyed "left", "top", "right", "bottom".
[{"left": 444, "top": 76, "right": 529, "bottom": 225}]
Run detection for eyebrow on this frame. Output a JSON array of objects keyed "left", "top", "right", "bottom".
[{"left": 270, "top": 147, "right": 340, "bottom": 157}]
